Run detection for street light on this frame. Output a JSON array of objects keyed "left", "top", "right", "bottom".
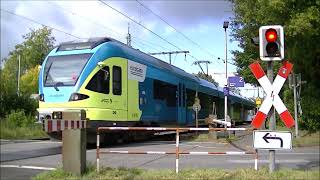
[{"left": 223, "top": 21, "right": 229, "bottom": 126}]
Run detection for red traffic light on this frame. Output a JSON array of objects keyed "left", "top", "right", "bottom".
[
  {"left": 259, "top": 25, "right": 284, "bottom": 60},
  {"left": 265, "top": 29, "right": 278, "bottom": 42}
]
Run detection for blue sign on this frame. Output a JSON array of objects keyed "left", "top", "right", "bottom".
[
  {"left": 223, "top": 87, "right": 229, "bottom": 96},
  {"left": 228, "top": 76, "right": 244, "bottom": 87}
]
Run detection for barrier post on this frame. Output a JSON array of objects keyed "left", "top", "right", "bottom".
[
  {"left": 97, "top": 131, "right": 100, "bottom": 173},
  {"left": 175, "top": 129, "right": 180, "bottom": 174},
  {"left": 255, "top": 149, "right": 258, "bottom": 170},
  {"left": 62, "top": 128, "right": 86, "bottom": 175}
]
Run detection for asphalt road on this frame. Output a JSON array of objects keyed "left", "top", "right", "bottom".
[{"left": 1, "top": 135, "right": 319, "bottom": 180}]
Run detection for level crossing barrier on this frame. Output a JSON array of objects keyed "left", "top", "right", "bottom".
[
  {"left": 43, "top": 119, "right": 88, "bottom": 175},
  {"left": 96, "top": 127, "right": 258, "bottom": 173},
  {"left": 44, "top": 119, "right": 88, "bottom": 132}
]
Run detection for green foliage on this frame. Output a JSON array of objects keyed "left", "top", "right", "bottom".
[
  {"left": 1, "top": 26, "right": 55, "bottom": 96},
  {"left": 4, "top": 109, "right": 34, "bottom": 128},
  {"left": 231, "top": 0, "right": 320, "bottom": 132},
  {"left": 298, "top": 85, "right": 320, "bottom": 132},
  {"left": 0, "top": 94, "right": 37, "bottom": 118},
  {"left": 0, "top": 110, "right": 47, "bottom": 140},
  {"left": 34, "top": 167, "right": 319, "bottom": 180},
  {"left": 293, "top": 131, "right": 320, "bottom": 147},
  {"left": 20, "top": 66, "right": 40, "bottom": 96},
  {"left": 1, "top": 27, "right": 55, "bottom": 118}
]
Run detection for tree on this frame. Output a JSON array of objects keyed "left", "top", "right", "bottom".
[
  {"left": 20, "top": 66, "right": 41, "bottom": 96},
  {"left": 1, "top": 26, "right": 55, "bottom": 96},
  {"left": 230, "top": 0, "right": 320, "bottom": 131},
  {"left": 0, "top": 27, "right": 55, "bottom": 118},
  {"left": 194, "top": 72, "right": 219, "bottom": 86}
]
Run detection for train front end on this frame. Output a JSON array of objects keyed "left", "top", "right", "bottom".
[{"left": 36, "top": 37, "right": 119, "bottom": 139}]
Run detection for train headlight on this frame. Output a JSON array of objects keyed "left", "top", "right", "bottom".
[
  {"left": 69, "top": 93, "right": 89, "bottom": 101},
  {"left": 52, "top": 111, "right": 62, "bottom": 119},
  {"left": 39, "top": 94, "right": 45, "bottom": 102}
]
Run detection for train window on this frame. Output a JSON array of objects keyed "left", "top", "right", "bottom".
[
  {"left": 153, "top": 80, "right": 177, "bottom": 107},
  {"left": 86, "top": 67, "right": 110, "bottom": 94},
  {"left": 186, "top": 88, "right": 196, "bottom": 106},
  {"left": 113, "top": 66, "right": 122, "bottom": 95},
  {"left": 44, "top": 53, "right": 92, "bottom": 86},
  {"left": 178, "top": 84, "right": 181, "bottom": 107},
  {"left": 182, "top": 85, "right": 186, "bottom": 107}
]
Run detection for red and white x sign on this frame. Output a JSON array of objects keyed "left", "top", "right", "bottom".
[{"left": 249, "top": 61, "right": 295, "bottom": 129}]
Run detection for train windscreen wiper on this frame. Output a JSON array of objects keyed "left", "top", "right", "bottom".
[
  {"left": 53, "top": 82, "right": 64, "bottom": 91},
  {"left": 44, "top": 62, "right": 53, "bottom": 84}
]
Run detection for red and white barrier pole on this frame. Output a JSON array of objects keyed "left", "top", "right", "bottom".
[
  {"left": 100, "top": 150, "right": 256, "bottom": 155},
  {"left": 96, "top": 132, "right": 100, "bottom": 173},
  {"left": 96, "top": 127, "right": 257, "bottom": 173},
  {"left": 255, "top": 149, "right": 258, "bottom": 170},
  {"left": 98, "top": 127, "right": 253, "bottom": 132},
  {"left": 175, "top": 129, "right": 180, "bottom": 174},
  {"left": 44, "top": 120, "right": 87, "bottom": 132}
]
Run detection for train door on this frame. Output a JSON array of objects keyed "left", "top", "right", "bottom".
[
  {"left": 177, "top": 83, "right": 187, "bottom": 125},
  {"left": 82, "top": 57, "right": 128, "bottom": 121},
  {"left": 108, "top": 58, "right": 128, "bottom": 119}
]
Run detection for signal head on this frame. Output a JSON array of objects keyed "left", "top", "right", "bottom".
[{"left": 259, "top": 25, "right": 284, "bottom": 61}]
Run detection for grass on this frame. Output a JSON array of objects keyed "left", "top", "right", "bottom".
[
  {"left": 274, "top": 126, "right": 320, "bottom": 147},
  {"left": 0, "top": 120, "right": 48, "bottom": 140},
  {"left": 293, "top": 131, "right": 320, "bottom": 147},
  {"left": 189, "top": 132, "right": 239, "bottom": 143},
  {"left": 188, "top": 127, "right": 319, "bottom": 147},
  {"left": 34, "top": 166, "right": 320, "bottom": 180}
]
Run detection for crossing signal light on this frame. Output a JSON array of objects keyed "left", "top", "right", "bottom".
[{"left": 259, "top": 25, "right": 284, "bottom": 61}]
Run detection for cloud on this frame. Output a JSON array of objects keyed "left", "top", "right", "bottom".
[
  {"left": 1, "top": 0, "right": 235, "bottom": 69},
  {"left": 0, "top": 1, "right": 75, "bottom": 59},
  {"left": 121, "top": 0, "right": 234, "bottom": 28},
  {"left": 15, "top": 1, "right": 74, "bottom": 31}
]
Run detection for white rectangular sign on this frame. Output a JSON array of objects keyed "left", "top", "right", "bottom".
[
  {"left": 253, "top": 130, "right": 292, "bottom": 150},
  {"left": 128, "top": 60, "right": 147, "bottom": 82}
]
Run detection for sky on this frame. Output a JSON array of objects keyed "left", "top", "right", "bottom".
[{"left": 0, "top": 0, "right": 262, "bottom": 98}]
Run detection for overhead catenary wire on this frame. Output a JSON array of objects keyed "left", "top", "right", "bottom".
[
  {"left": 1, "top": 5, "right": 191, "bottom": 64},
  {"left": 0, "top": 9, "right": 83, "bottom": 40},
  {"left": 98, "top": 0, "right": 183, "bottom": 51},
  {"left": 47, "top": 1, "right": 172, "bottom": 53},
  {"left": 135, "top": 0, "right": 233, "bottom": 69},
  {"left": 98, "top": 0, "right": 200, "bottom": 62},
  {"left": 3, "top": 2, "right": 231, "bottom": 75},
  {"left": 47, "top": 1, "right": 125, "bottom": 40},
  {"left": 135, "top": 0, "right": 221, "bottom": 61}
]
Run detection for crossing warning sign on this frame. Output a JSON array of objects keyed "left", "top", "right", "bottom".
[{"left": 249, "top": 61, "right": 295, "bottom": 129}]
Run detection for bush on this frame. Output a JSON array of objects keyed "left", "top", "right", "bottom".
[
  {"left": 0, "top": 93, "right": 37, "bottom": 118},
  {"left": 283, "top": 85, "right": 320, "bottom": 133},
  {"left": 0, "top": 110, "right": 47, "bottom": 140},
  {"left": 3, "top": 109, "right": 35, "bottom": 128}
]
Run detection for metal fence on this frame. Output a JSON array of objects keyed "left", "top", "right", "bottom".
[{"left": 96, "top": 127, "right": 258, "bottom": 173}]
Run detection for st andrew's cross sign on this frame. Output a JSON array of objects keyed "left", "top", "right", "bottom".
[{"left": 249, "top": 61, "right": 295, "bottom": 129}]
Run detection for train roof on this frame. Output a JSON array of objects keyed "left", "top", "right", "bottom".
[{"left": 56, "top": 37, "right": 255, "bottom": 107}]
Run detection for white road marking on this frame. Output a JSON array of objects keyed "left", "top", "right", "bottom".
[
  {"left": 30, "top": 141, "right": 62, "bottom": 144},
  {"left": 228, "top": 159, "right": 309, "bottom": 163},
  {"left": 0, "top": 164, "right": 56, "bottom": 170},
  {"left": 257, "top": 152, "right": 319, "bottom": 155}
]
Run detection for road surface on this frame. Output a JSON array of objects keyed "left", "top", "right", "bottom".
[{"left": 1, "top": 134, "right": 319, "bottom": 179}]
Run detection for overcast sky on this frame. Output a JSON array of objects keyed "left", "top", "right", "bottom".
[{"left": 0, "top": 0, "right": 261, "bottom": 98}]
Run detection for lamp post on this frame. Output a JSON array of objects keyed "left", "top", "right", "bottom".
[{"left": 223, "top": 21, "right": 229, "bottom": 126}]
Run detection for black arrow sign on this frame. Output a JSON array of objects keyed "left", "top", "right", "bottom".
[{"left": 263, "top": 133, "right": 283, "bottom": 147}]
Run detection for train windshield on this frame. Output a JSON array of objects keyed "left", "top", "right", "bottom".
[{"left": 43, "top": 53, "right": 92, "bottom": 86}]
